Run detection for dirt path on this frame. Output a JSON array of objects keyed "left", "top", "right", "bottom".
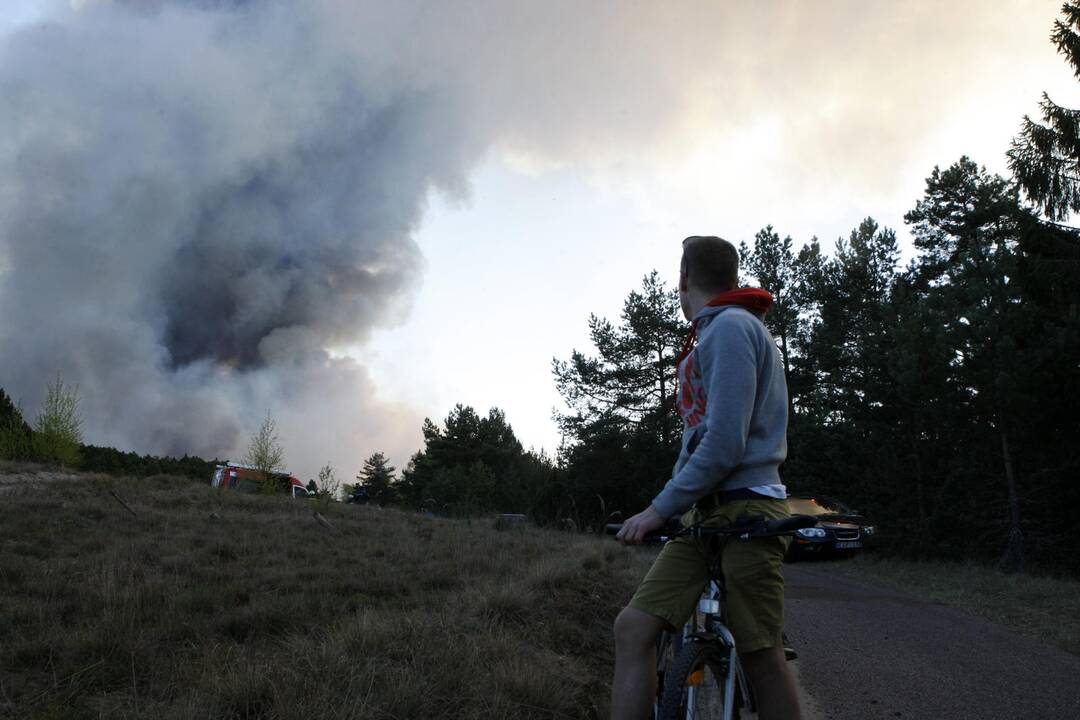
[
  {"left": 784, "top": 563, "right": 1080, "bottom": 720},
  {"left": 0, "top": 466, "right": 86, "bottom": 494}
]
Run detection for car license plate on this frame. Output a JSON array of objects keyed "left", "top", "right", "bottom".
[{"left": 835, "top": 541, "right": 862, "bottom": 549}]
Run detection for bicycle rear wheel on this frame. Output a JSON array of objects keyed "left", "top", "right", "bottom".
[{"left": 656, "top": 639, "right": 731, "bottom": 720}]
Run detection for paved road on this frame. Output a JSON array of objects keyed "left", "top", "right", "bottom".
[{"left": 784, "top": 563, "right": 1080, "bottom": 720}]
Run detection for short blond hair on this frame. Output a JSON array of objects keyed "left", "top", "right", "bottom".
[{"left": 681, "top": 236, "right": 739, "bottom": 294}]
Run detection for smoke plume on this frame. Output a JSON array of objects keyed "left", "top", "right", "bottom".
[
  {"left": 0, "top": 0, "right": 718, "bottom": 475},
  {"left": 0, "top": 1, "right": 480, "bottom": 472}
]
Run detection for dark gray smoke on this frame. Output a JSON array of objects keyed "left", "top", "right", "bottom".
[
  {"left": 0, "top": 0, "right": 709, "bottom": 475},
  {"left": 0, "top": 0, "right": 484, "bottom": 469}
]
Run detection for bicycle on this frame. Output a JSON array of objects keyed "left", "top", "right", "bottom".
[{"left": 607, "top": 512, "right": 816, "bottom": 720}]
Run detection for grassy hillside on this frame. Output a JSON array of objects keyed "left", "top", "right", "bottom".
[{"left": 0, "top": 465, "right": 649, "bottom": 719}]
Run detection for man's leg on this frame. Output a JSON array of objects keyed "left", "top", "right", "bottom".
[
  {"left": 720, "top": 499, "right": 800, "bottom": 720},
  {"left": 611, "top": 607, "right": 668, "bottom": 720},
  {"left": 740, "top": 646, "right": 801, "bottom": 720}
]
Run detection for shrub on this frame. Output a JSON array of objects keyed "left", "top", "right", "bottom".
[
  {"left": 244, "top": 411, "right": 285, "bottom": 494},
  {"left": 33, "top": 373, "right": 82, "bottom": 466}
]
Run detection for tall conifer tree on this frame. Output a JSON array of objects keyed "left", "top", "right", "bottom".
[
  {"left": 357, "top": 452, "right": 397, "bottom": 506},
  {"left": 1008, "top": 2, "right": 1080, "bottom": 220}
]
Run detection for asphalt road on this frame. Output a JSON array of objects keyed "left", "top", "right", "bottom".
[{"left": 784, "top": 563, "right": 1080, "bottom": 720}]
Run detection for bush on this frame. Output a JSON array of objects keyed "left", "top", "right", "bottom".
[
  {"left": 244, "top": 411, "right": 286, "bottom": 495},
  {"left": 32, "top": 374, "right": 83, "bottom": 467}
]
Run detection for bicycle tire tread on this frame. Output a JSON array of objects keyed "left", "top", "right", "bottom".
[{"left": 656, "top": 639, "right": 729, "bottom": 720}]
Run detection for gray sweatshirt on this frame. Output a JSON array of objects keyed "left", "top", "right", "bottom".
[{"left": 651, "top": 304, "right": 789, "bottom": 519}]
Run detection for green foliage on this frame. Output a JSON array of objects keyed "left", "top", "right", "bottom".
[
  {"left": 357, "top": 451, "right": 397, "bottom": 506},
  {"left": 398, "top": 406, "right": 554, "bottom": 517},
  {"left": 904, "top": 158, "right": 1034, "bottom": 568},
  {"left": 316, "top": 461, "right": 341, "bottom": 499},
  {"left": 801, "top": 217, "right": 900, "bottom": 428},
  {"left": 739, "top": 226, "right": 830, "bottom": 429},
  {"left": 78, "top": 445, "right": 217, "bottom": 479},
  {"left": 0, "top": 388, "right": 33, "bottom": 461},
  {"left": 551, "top": 271, "right": 684, "bottom": 526},
  {"left": 1008, "top": 2, "right": 1080, "bottom": 220},
  {"left": 32, "top": 373, "right": 82, "bottom": 467},
  {"left": 739, "top": 226, "right": 799, "bottom": 375},
  {"left": 553, "top": 271, "right": 683, "bottom": 443},
  {"left": 244, "top": 411, "right": 286, "bottom": 494}
]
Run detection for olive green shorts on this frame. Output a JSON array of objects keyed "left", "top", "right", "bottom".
[{"left": 627, "top": 498, "right": 790, "bottom": 654}]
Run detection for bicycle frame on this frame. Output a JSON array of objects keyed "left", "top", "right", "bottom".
[{"left": 677, "top": 578, "right": 753, "bottom": 720}]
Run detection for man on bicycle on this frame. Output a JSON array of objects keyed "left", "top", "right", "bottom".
[{"left": 613, "top": 235, "right": 801, "bottom": 720}]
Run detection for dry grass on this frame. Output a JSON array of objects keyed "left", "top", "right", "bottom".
[
  {"left": 0, "top": 471, "right": 651, "bottom": 719},
  {"left": 833, "top": 554, "right": 1080, "bottom": 656}
]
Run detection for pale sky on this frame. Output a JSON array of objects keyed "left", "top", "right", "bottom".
[
  {"left": 1, "top": 1, "right": 1074, "bottom": 481},
  {"left": 357, "top": 1, "right": 1076, "bottom": 462}
]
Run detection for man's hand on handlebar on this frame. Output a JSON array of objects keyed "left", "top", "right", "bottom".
[{"left": 615, "top": 504, "right": 666, "bottom": 545}]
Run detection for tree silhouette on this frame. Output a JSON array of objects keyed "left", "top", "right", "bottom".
[
  {"left": 357, "top": 452, "right": 397, "bottom": 506},
  {"left": 1008, "top": 2, "right": 1080, "bottom": 220}
]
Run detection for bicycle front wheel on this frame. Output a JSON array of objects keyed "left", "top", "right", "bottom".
[{"left": 656, "top": 639, "right": 732, "bottom": 720}]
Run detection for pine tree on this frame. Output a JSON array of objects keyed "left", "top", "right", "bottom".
[
  {"left": 803, "top": 218, "right": 900, "bottom": 427},
  {"left": 357, "top": 451, "right": 397, "bottom": 506},
  {"left": 905, "top": 157, "right": 1029, "bottom": 570},
  {"left": 397, "top": 406, "right": 543, "bottom": 515},
  {"left": 553, "top": 270, "right": 684, "bottom": 450},
  {"left": 739, "top": 227, "right": 801, "bottom": 423},
  {"left": 782, "top": 218, "right": 901, "bottom": 505},
  {"left": 1008, "top": 2, "right": 1080, "bottom": 220},
  {"left": 552, "top": 271, "right": 686, "bottom": 523}
]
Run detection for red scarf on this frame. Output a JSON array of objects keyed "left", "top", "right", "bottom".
[{"left": 675, "top": 288, "right": 774, "bottom": 368}]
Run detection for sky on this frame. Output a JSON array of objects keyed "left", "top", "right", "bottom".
[{"left": 0, "top": 1, "right": 1073, "bottom": 483}]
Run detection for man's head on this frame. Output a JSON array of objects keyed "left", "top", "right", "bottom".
[{"left": 679, "top": 235, "right": 739, "bottom": 320}]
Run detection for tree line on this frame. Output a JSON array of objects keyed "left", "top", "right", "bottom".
[
  {"left": 541, "top": 153, "right": 1074, "bottom": 574},
  {"left": 1, "top": 380, "right": 218, "bottom": 479}
]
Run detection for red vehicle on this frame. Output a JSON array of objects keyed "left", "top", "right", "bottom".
[{"left": 210, "top": 462, "right": 311, "bottom": 498}]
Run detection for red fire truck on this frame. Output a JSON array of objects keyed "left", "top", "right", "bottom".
[{"left": 210, "top": 462, "right": 311, "bottom": 498}]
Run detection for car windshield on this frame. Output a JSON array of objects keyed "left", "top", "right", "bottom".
[{"left": 787, "top": 497, "right": 851, "bottom": 516}]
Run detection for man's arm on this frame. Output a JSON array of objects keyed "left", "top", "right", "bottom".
[{"left": 650, "top": 314, "right": 760, "bottom": 519}]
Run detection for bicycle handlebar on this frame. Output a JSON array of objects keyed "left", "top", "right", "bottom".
[{"left": 605, "top": 513, "right": 817, "bottom": 543}]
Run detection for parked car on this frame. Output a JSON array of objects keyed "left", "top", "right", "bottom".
[
  {"left": 344, "top": 486, "right": 369, "bottom": 505},
  {"left": 785, "top": 495, "right": 875, "bottom": 560}
]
